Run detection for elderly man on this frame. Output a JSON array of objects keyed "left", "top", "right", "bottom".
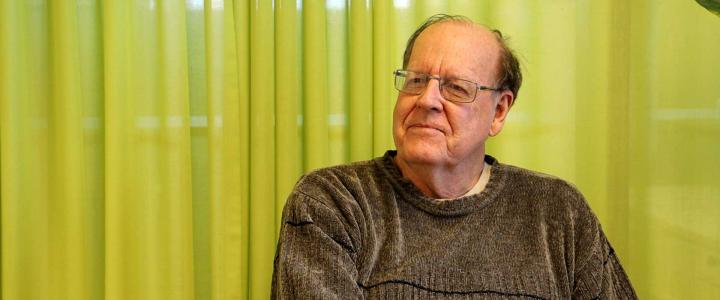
[{"left": 272, "top": 15, "right": 636, "bottom": 299}]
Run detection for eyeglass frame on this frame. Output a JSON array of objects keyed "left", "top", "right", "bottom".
[{"left": 393, "top": 69, "right": 501, "bottom": 103}]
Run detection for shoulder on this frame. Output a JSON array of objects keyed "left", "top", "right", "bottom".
[
  {"left": 283, "top": 157, "right": 390, "bottom": 226},
  {"left": 494, "top": 162, "right": 593, "bottom": 215},
  {"left": 280, "top": 159, "right": 386, "bottom": 254},
  {"left": 491, "top": 162, "right": 601, "bottom": 246},
  {"left": 497, "top": 162, "right": 580, "bottom": 194},
  {"left": 488, "top": 161, "right": 634, "bottom": 296},
  {"left": 293, "top": 159, "right": 381, "bottom": 203}
]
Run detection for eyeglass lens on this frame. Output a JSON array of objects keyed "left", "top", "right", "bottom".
[{"left": 395, "top": 71, "right": 477, "bottom": 103}]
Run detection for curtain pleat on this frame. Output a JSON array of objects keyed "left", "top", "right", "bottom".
[
  {"left": 1, "top": 1, "right": 719, "bottom": 299},
  {"left": 274, "top": 0, "right": 302, "bottom": 235},
  {"left": 230, "top": 1, "right": 252, "bottom": 298},
  {"left": 247, "top": 1, "right": 276, "bottom": 298}
]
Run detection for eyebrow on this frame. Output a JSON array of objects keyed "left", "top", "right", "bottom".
[{"left": 406, "top": 69, "right": 478, "bottom": 82}]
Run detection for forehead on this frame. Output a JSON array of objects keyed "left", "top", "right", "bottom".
[{"left": 408, "top": 21, "right": 501, "bottom": 81}]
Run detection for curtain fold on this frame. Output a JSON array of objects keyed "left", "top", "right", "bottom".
[
  {"left": 103, "top": 1, "right": 195, "bottom": 298},
  {"left": 1, "top": 0, "right": 719, "bottom": 299}
]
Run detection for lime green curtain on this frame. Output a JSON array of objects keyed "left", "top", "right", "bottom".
[{"left": 1, "top": 0, "right": 718, "bottom": 299}]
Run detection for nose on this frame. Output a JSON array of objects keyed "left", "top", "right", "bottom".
[{"left": 415, "top": 77, "right": 444, "bottom": 112}]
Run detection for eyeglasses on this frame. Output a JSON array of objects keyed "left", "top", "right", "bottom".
[{"left": 393, "top": 69, "right": 500, "bottom": 103}]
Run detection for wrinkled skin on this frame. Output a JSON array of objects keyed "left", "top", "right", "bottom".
[{"left": 393, "top": 21, "right": 515, "bottom": 199}]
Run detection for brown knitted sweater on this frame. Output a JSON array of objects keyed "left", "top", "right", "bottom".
[{"left": 272, "top": 151, "right": 637, "bottom": 299}]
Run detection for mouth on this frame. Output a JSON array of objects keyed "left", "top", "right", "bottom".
[{"left": 407, "top": 124, "right": 444, "bottom": 134}]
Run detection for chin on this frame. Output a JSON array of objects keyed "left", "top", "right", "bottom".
[
  {"left": 398, "top": 145, "right": 448, "bottom": 165},
  {"left": 395, "top": 131, "right": 451, "bottom": 165}
]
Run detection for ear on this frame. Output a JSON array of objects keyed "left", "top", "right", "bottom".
[{"left": 489, "top": 90, "right": 514, "bottom": 137}]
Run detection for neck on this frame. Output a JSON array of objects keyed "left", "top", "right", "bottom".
[{"left": 394, "top": 153, "right": 486, "bottom": 199}]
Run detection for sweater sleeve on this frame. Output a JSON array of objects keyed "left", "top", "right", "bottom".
[
  {"left": 271, "top": 190, "right": 363, "bottom": 300},
  {"left": 572, "top": 229, "right": 637, "bottom": 299}
]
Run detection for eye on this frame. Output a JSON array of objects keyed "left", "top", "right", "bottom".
[
  {"left": 405, "top": 75, "right": 426, "bottom": 88},
  {"left": 446, "top": 82, "right": 471, "bottom": 97}
]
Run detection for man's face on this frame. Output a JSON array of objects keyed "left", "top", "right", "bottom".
[{"left": 393, "top": 22, "right": 513, "bottom": 168}]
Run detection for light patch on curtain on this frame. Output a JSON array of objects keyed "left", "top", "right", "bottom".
[
  {"left": 131, "top": 115, "right": 220, "bottom": 128},
  {"left": 652, "top": 107, "right": 720, "bottom": 121},
  {"left": 291, "top": 114, "right": 346, "bottom": 126},
  {"left": 393, "top": 0, "right": 410, "bottom": 9},
  {"left": 187, "top": 0, "right": 202, "bottom": 10},
  {"left": 186, "top": 0, "right": 222, "bottom": 10},
  {"left": 328, "top": 113, "right": 346, "bottom": 126},
  {"left": 326, "top": 0, "right": 346, "bottom": 10},
  {"left": 84, "top": 117, "right": 101, "bottom": 130}
]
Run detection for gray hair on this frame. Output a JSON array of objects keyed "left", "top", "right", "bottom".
[{"left": 402, "top": 14, "right": 523, "bottom": 101}]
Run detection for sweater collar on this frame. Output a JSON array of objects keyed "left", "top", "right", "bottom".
[{"left": 375, "top": 150, "right": 506, "bottom": 217}]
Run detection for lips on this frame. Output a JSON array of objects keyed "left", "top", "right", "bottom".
[{"left": 407, "top": 123, "right": 445, "bottom": 133}]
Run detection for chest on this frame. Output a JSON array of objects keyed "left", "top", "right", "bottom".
[{"left": 355, "top": 200, "right": 573, "bottom": 299}]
